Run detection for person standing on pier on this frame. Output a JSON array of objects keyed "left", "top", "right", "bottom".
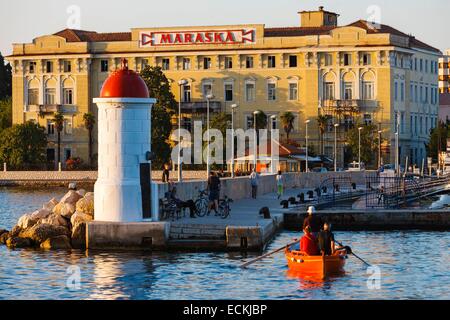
[
  {"left": 250, "top": 169, "right": 259, "bottom": 199},
  {"left": 162, "top": 163, "right": 170, "bottom": 183},
  {"left": 303, "top": 206, "right": 322, "bottom": 237},
  {"left": 276, "top": 171, "right": 284, "bottom": 199},
  {"left": 207, "top": 171, "right": 221, "bottom": 215}
]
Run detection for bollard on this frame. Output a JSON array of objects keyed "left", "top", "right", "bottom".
[
  {"left": 58, "top": 162, "right": 62, "bottom": 172},
  {"left": 3, "top": 163, "right": 6, "bottom": 172}
]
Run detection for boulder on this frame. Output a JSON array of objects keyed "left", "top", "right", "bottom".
[
  {"left": 19, "top": 223, "right": 70, "bottom": 243},
  {"left": 0, "top": 232, "right": 9, "bottom": 245},
  {"left": 43, "top": 198, "right": 58, "bottom": 211},
  {"left": 71, "top": 222, "right": 86, "bottom": 249},
  {"left": 76, "top": 189, "right": 86, "bottom": 197},
  {"left": 31, "top": 208, "right": 51, "bottom": 220},
  {"left": 40, "top": 214, "right": 69, "bottom": 228},
  {"left": 60, "top": 203, "right": 76, "bottom": 219},
  {"left": 0, "top": 229, "right": 8, "bottom": 237},
  {"left": 17, "top": 213, "right": 39, "bottom": 229},
  {"left": 71, "top": 211, "right": 93, "bottom": 227},
  {"left": 60, "top": 190, "right": 83, "bottom": 206},
  {"left": 6, "top": 236, "right": 33, "bottom": 249},
  {"left": 52, "top": 202, "right": 64, "bottom": 215},
  {"left": 10, "top": 225, "right": 23, "bottom": 237},
  {"left": 75, "top": 197, "right": 94, "bottom": 217},
  {"left": 40, "top": 235, "right": 72, "bottom": 250}
]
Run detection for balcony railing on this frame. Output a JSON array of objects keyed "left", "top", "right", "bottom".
[
  {"left": 27, "top": 104, "right": 77, "bottom": 113},
  {"left": 180, "top": 101, "right": 222, "bottom": 113},
  {"left": 322, "top": 99, "right": 379, "bottom": 114}
]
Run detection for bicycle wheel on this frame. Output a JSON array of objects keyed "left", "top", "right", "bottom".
[
  {"left": 219, "top": 201, "right": 230, "bottom": 219},
  {"left": 195, "top": 198, "right": 208, "bottom": 217}
]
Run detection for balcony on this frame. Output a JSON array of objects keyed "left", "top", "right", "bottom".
[
  {"left": 27, "top": 104, "right": 77, "bottom": 114},
  {"left": 322, "top": 99, "right": 379, "bottom": 115},
  {"left": 180, "top": 101, "right": 222, "bottom": 114}
]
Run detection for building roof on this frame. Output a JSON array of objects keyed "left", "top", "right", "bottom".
[{"left": 50, "top": 19, "right": 440, "bottom": 53}]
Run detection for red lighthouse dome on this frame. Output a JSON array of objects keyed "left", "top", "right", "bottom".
[{"left": 100, "top": 58, "right": 149, "bottom": 98}]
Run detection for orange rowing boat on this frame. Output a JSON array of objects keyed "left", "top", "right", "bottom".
[{"left": 285, "top": 247, "right": 347, "bottom": 279}]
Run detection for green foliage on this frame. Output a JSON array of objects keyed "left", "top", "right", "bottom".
[
  {"left": 209, "top": 112, "right": 231, "bottom": 138},
  {"left": 345, "top": 123, "right": 379, "bottom": 166},
  {"left": 317, "top": 114, "right": 329, "bottom": 154},
  {"left": 252, "top": 110, "right": 267, "bottom": 130},
  {"left": 425, "top": 121, "right": 448, "bottom": 161},
  {"left": 0, "top": 53, "right": 12, "bottom": 99},
  {"left": 140, "top": 66, "right": 175, "bottom": 168},
  {"left": 280, "top": 112, "right": 295, "bottom": 142},
  {"left": 0, "top": 121, "right": 47, "bottom": 169},
  {"left": 83, "top": 112, "right": 96, "bottom": 166},
  {"left": 0, "top": 97, "right": 12, "bottom": 133}
]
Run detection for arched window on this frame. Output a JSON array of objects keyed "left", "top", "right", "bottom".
[
  {"left": 323, "top": 72, "right": 336, "bottom": 100},
  {"left": 45, "top": 78, "right": 57, "bottom": 105},
  {"left": 28, "top": 78, "right": 40, "bottom": 105},
  {"left": 342, "top": 72, "right": 355, "bottom": 100},
  {"left": 361, "top": 72, "right": 376, "bottom": 100},
  {"left": 62, "top": 78, "right": 74, "bottom": 105}
]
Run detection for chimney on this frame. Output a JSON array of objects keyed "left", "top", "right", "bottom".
[{"left": 299, "top": 7, "right": 339, "bottom": 28}]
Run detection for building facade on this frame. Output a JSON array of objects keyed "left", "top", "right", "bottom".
[
  {"left": 439, "top": 50, "right": 450, "bottom": 94},
  {"left": 7, "top": 7, "right": 441, "bottom": 168}
]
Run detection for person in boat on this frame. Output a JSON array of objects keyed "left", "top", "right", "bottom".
[
  {"left": 318, "top": 222, "right": 336, "bottom": 256},
  {"left": 300, "top": 226, "right": 320, "bottom": 256},
  {"left": 303, "top": 206, "right": 322, "bottom": 237}
]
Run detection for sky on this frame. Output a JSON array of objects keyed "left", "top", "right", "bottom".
[{"left": 1, "top": 0, "right": 449, "bottom": 58}]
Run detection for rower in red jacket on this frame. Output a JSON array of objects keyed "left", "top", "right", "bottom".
[{"left": 300, "top": 226, "right": 320, "bottom": 256}]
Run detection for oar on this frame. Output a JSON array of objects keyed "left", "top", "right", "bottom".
[
  {"left": 240, "top": 239, "right": 299, "bottom": 269},
  {"left": 335, "top": 240, "right": 371, "bottom": 267}
]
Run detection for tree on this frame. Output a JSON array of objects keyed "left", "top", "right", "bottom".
[
  {"left": 317, "top": 114, "right": 328, "bottom": 154},
  {"left": 140, "top": 66, "right": 175, "bottom": 169},
  {"left": 52, "top": 111, "right": 65, "bottom": 166},
  {"left": 280, "top": 112, "right": 295, "bottom": 143},
  {"left": 209, "top": 112, "right": 231, "bottom": 170},
  {"left": 83, "top": 113, "right": 96, "bottom": 167},
  {"left": 0, "top": 121, "right": 47, "bottom": 169},
  {"left": 0, "top": 97, "right": 12, "bottom": 133},
  {"left": 0, "top": 52, "right": 12, "bottom": 100},
  {"left": 252, "top": 110, "right": 267, "bottom": 130},
  {"left": 346, "top": 123, "right": 379, "bottom": 167},
  {"left": 426, "top": 121, "right": 448, "bottom": 161}
]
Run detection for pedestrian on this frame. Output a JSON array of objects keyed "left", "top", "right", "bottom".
[
  {"left": 249, "top": 169, "right": 259, "bottom": 199},
  {"left": 162, "top": 163, "right": 170, "bottom": 183},
  {"left": 276, "top": 170, "right": 284, "bottom": 199},
  {"left": 207, "top": 171, "right": 221, "bottom": 215}
]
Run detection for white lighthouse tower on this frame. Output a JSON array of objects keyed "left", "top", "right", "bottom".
[{"left": 93, "top": 59, "right": 156, "bottom": 222}]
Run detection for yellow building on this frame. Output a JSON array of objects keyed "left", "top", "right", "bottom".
[{"left": 7, "top": 7, "right": 441, "bottom": 168}]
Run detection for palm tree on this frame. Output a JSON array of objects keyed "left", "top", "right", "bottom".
[
  {"left": 83, "top": 113, "right": 96, "bottom": 167},
  {"left": 52, "top": 111, "right": 65, "bottom": 168},
  {"left": 280, "top": 112, "right": 295, "bottom": 143},
  {"left": 317, "top": 115, "right": 329, "bottom": 154}
]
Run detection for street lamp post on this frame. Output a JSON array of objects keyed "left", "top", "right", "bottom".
[
  {"left": 177, "top": 79, "right": 188, "bottom": 182},
  {"left": 334, "top": 123, "right": 339, "bottom": 172},
  {"left": 395, "top": 113, "right": 400, "bottom": 176},
  {"left": 378, "top": 126, "right": 382, "bottom": 169},
  {"left": 358, "top": 127, "right": 363, "bottom": 171},
  {"left": 230, "top": 104, "right": 238, "bottom": 178},
  {"left": 253, "top": 111, "right": 261, "bottom": 171},
  {"left": 270, "top": 115, "right": 277, "bottom": 174},
  {"left": 206, "top": 94, "right": 214, "bottom": 178},
  {"left": 305, "top": 120, "right": 311, "bottom": 172}
]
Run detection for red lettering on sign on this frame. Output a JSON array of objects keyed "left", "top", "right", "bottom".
[
  {"left": 225, "top": 31, "right": 235, "bottom": 42},
  {"left": 214, "top": 32, "right": 223, "bottom": 43},
  {"left": 174, "top": 33, "right": 183, "bottom": 43},
  {"left": 242, "top": 29, "right": 254, "bottom": 43},
  {"left": 160, "top": 34, "right": 172, "bottom": 44},
  {"left": 195, "top": 33, "right": 204, "bottom": 43},
  {"left": 205, "top": 32, "right": 213, "bottom": 43},
  {"left": 185, "top": 33, "right": 193, "bottom": 43}
]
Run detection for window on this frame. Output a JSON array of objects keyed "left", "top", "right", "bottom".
[
  {"left": 245, "top": 82, "right": 255, "bottom": 102},
  {"left": 267, "top": 83, "right": 276, "bottom": 100},
  {"left": 162, "top": 58, "right": 170, "bottom": 70},
  {"left": 343, "top": 54, "right": 351, "bottom": 66},
  {"left": 29, "top": 61, "right": 36, "bottom": 74},
  {"left": 425, "top": 87, "right": 429, "bottom": 103},
  {"left": 224, "top": 83, "right": 233, "bottom": 101},
  {"left": 324, "top": 53, "right": 332, "bottom": 66},
  {"left": 364, "top": 114, "right": 372, "bottom": 126},
  {"left": 289, "top": 55, "right": 297, "bottom": 68},
  {"left": 45, "top": 88, "right": 56, "bottom": 105},
  {"left": 64, "top": 148, "right": 72, "bottom": 161},
  {"left": 410, "top": 84, "right": 414, "bottom": 102},
  {"left": 246, "top": 56, "right": 254, "bottom": 69},
  {"left": 268, "top": 56, "right": 276, "bottom": 68},
  {"left": 395, "top": 82, "right": 398, "bottom": 101},
  {"left": 183, "top": 58, "right": 191, "bottom": 70},
  {"left": 362, "top": 81, "right": 374, "bottom": 100},
  {"left": 362, "top": 53, "right": 371, "bottom": 66},
  {"left": 401, "top": 112, "right": 405, "bottom": 133},
  {"left": 28, "top": 89, "right": 39, "bottom": 105},
  {"left": 64, "top": 119, "right": 73, "bottom": 135},
  {"left": 288, "top": 83, "right": 298, "bottom": 100},
  {"left": 63, "top": 88, "right": 73, "bottom": 105},
  {"left": 246, "top": 115, "right": 253, "bottom": 130},
  {"left": 343, "top": 82, "right": 353, "bottom": 100},
  {"left": 202, "top": 83, "right": 212, "bottom": 97},
  {"left": 425, "top": 60, "right": 429, "bottom": 73},
  {"left": 401, "top": 83, "right": 405, "bottom": 102},
  {"left": 225, "top": 57, "right": 233, "bottom": 69},
  {"left": 414, "top": 58, "right": 417, "bottom": 71},
  {"left": 46, "top": 61, "right": 53, "bottom": 73},
  {"left": 324, "top": 82, "right": 335, "bottom": 100},
  {"left": 47, "top": 120, "right": 55, "bottom": 135},
  {"left": 141, "top": 59, "right": 149, "bottom": 69},
  {"left": 203, "top": 57, "right": 211, "bottom": 70},
  {"left": 183, "top": 85, "right": 191, "bottom": 102},
  {"left": 101, "top": 60, "right": 109, "bottom": 72},
  {"left": 63, "top": 61, "right": 72, "bottom": 73},
  {"left": 420, "top": 59, "right": 423, "bottom": 72},
  {"left": 270, "top": 116, "right": 277, "bottom": 130},
  {"left": 415, "top": 85, "right": 418, "bottom": 102}
]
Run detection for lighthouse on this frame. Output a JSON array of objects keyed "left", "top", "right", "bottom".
[{"left": 93, "top": 59, "right": 156, "bottom": 222}]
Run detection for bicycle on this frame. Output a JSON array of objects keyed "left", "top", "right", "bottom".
[
  {"left": 194, "top": 190, "right": 209, "bottom": 217},
  {"left": 218, "top": 195, "right": 233, "bottom": 219}
]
